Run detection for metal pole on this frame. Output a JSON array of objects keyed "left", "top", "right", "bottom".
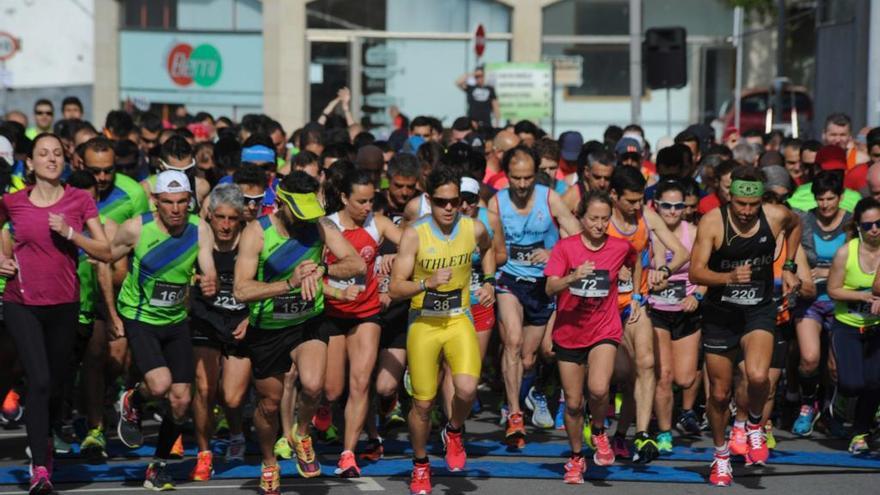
[
  {"left": 629, "top": 0, "right": 642, "bottom": 125},
  {"left": 733, "top": 6, "right": 743, "bottom": 131},
  {"left": 868, "top": 0, "right": 880, "bottom": 126},
  {"left": 0, "top": 61, "right": 6, "bottom": 116},
  {"left": 666, "top": 88, "right": 671, "bottom": 136}
]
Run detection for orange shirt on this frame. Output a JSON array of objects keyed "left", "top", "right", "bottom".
[{"left": 607, "top": 213, "right": 650, "bottom": 310}]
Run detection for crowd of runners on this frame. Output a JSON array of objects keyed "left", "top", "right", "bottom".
[{"left": 1, "top": 95, "right": 880, "bottom": 495}]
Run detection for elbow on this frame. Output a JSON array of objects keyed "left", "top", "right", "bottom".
[
  {"left": 233, "top": 285, "right": 248, "bottom": 303},
  {"left": 96, "top": 244, "right": 113, "bottom": 264}
]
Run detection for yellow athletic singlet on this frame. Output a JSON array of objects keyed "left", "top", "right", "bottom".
[{"left": 407, "top": 214, "right": 481, "bottom": 401}]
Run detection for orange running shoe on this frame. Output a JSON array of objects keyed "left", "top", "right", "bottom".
[
  {"left": 190, "top": 451, "right": 214, "bottom": 481},
  {"left": 359, "top": 437, "right": 384, "bottom": 462},
  {"left": 505, "top": 412, "right": 526, "bottom": 448},
  {"left": 313, "top": 404, "right": 332, "bottom": 433},
  {"left": 729, "top": 425, "right": 748, "bottom": 457},
  {"left": 2, "top": 390, "right": 23, "bottom": 422},
  {"left": 410, "top": 461, "right": 432, "bottom": 495},
  {"left": 335, "top": 450, "right": 361, "bottom": 478},
  {"left": 258, "top": 463, "right": 281, "bottom": 495},
  {"left": 563, "top": 455, "right": 586, "bottom": 484}
]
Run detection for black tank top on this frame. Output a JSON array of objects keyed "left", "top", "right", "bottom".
[
  {"left": 190, "top": 247, "right": 247, "bottom": 330},
  {"left": 707, "top": 205, "right": 775, "bottom": 307}
]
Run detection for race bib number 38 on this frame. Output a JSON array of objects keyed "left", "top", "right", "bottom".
[
  {"left": 422, "top": 289, "right": 464, "bottom": 317},
  {"left": 273, "top": 293, "right": 315, "bottom": 320},
  {"left": 569, "top": 270, "right": 610, "bottom": 298},
  {"left": 721, "top": 282, "right": 764, "bottom": 306},
  {"left": 150, "top": 282, "right": 186, "bottom": 307}
]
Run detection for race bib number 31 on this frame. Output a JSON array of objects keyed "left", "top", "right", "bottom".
[
  {"left": 510, "top": 241, "right": 544, "bottom": 265},
  {"left": 273, "top": 293, "right": 316, "bottom": 320},
  {"left": 721, "top": 282, "right": 764, "bottom": 306},
  {"left": 150, "top": 282, "right": 186, "bottom": 307},
  {"left": 569, "top": 270, "right": 610, "bottom": 298}
]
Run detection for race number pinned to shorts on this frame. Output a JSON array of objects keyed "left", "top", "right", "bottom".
[
  {"left": 378, "top": 275, "right": 390, "bottom": 294},
  {"left": 273, "top": 293, "right": 316, "bottom": 320},
  {"left": 422, "top": 289, "right": 464, "bottom": 317},
  {"left": 327, "top": 274, "right": 367, "bottom": 291},
  {"left": 509, "top": 241, "right": 544, "bottom": 265},
  {"left": 721, "top": 282, "right": 764, "bottom": 306},
  {"left": 617, "top": 278, "right": 634, "bottom": 293},
  {"left": 569, "top": 270, "right": 610, "bottom": 298},
  {"left": 150, "top": 282, "right": 186, "bottom": 307},
  {"left": 652, "top": 280, "right": 686, "bottom": 305}
]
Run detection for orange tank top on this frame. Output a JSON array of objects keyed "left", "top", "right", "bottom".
[{"left": 608, "top": 212, "right": 650, "bottom": 310}]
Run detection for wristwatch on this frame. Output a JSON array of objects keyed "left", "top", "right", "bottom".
[{"left": 782, "top": 260, "right": 797, "bottom": 273}]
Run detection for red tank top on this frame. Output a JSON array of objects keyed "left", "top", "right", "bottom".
[{"left": 324, "top": 212, "right": 381, "bottom": 318}]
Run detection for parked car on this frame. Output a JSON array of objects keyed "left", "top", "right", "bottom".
[{"left": 714, "top": 83, "right": 813, "bottom": 138}]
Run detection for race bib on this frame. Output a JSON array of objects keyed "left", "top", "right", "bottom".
[
  {"left": 213, "top": 287, "right": 245, "bottom": 311},
  {"left": 327, "top": 274, "right": 367, "bottom": 290},
  {"left": 377, "top": 275, "right": 390, "bottom": 294},
  {"left": 150, "top": 282, "right": 186, "bottom": 307},
  {"left": 569, "top": 270, "right": 610, "bottom": 298},
  {"left": 422, "top": 289, "right": 464, "bottom": 317},
  {"left": 509, "top": 241, "right": 544, "bottom": 265},
  {"left": 618, "top": 278, "right": 634, "bottom": 293},
  {"left": 272, "top": 293, "right": 316, "bottom": 320},
  {"left": 652, "top": 280, "right": 686, "bottom": 305},
  {"left": 721, "top": 282, "right": 765, "bottom": 306},
  {"left": 470, "top": 269, "right": 483, "bottom": 292}
]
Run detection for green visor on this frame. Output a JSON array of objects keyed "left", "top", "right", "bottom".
[{"left": 275, "top": 187, "right": 325, "bottom": 221}]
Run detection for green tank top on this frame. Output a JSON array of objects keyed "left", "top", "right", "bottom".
[
  {"left": 78, "top": 214, "right": 106, "bottom": 325},
  {"left": 99, "top": 174, "right": 149, "bottom": 225},
  {"left": 248, "top": 215, "right": 324, "bottom": 329},
  {"left": 833, "top": 239, "right": 880, "bottom": 327},
  {"left": 117, "top": 213, "right": 200, "bottom": 325}
]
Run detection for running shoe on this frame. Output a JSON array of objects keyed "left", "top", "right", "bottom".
[
  {"left": 505, "top": 412, "right": 526, "bottom": 448},
  {"left": 764, "top": 421, "right": 777, "bottom": 450},
  {"left": 611, "top": 433, "right": 630, "bottom": 459},
  {"left": 313, "top": 404, "right": 332, "bottom": 432},
  {"left": 410, "top": 461, "right": 432, "bottom": 495},
  {"left": 385, "top": 400, "right": 406, "bottom": 429},
  {"left": 728, "top": 424, "right": 748, "bottom": 456},
  {"left": 360, "top": 437, "right": 384, "bottom": 462},
  {"left": 744, "top": 424, "right": 769, "bottom": 466},
  {"left": 709, "top": 454, "right": 733, "bottom": 487},
  {"left": 290, "top": 426, "right": 322, "bottom": 478},
  {"left": 848, "top": 433, "right": 870, "bottom": 455},
  {"left": 792, "top": 403, "right": 820, "bottom": 437},
  {"left": 632, "top": 431, "right": 659, "bottom": 464},
  {"left": 213, "top": 405, "right": 229, "bottom": 435},
  {"left": 28, "top": 465, "right": 52, "bottom": 495},
  {"left": 116, "top": 388, "right": 143, "bottom": 448},
  {"left": 335, "top": 450, "right": 361, "bottom": 478},
  {"left": 190, "top": 451, "right": 214, "bottom": 481},
  {"left": 2, "top": 389, "right": 23, "bottom": 423},
  {"left": 170, "top": 435, "right": 185, "bottom": 459},
  {"left": 656, "top": 430, "right": 673, "bottom": 454},
  {"left": 144, "top": 461, "right": 174, "bottom": 491},
  {"left": 471, "top": 396, "right": 482, "bottom": 415},
  {"left": 524, "top": 386, "right": 554, "bottom": 429},
  {"left": 499, "top": 403, "right": 509, "bottom": 426},
  {"left": 318, "top": 423, "right": 340, "bottom": 443},
  {"left": 441, "top": 424, "right": 467, "bottom": 471},
  {"left": 563, "top": 455, "right": 586, "bottom": 484},
  {"left": 592, "top": 431, "right": 615, "bottom": 466},
  {"left": 259, "top": 463, "right": 281, "bottom": 495},
  {"left": 225, "top": 434, "right": 246, "bottom": 462},
  {"left": 554, "top": 400, "right": 566, "bottom": 430},
  {"left": 676, "top": 409, "right": 702, "bottom": 437},
  {"left": 274, "top": 437, "right": 292, "bottom": 460},
  {"left": 582, "top": 422, "right": 595, "bottom": 449},
  {"left": 52, "top": 428, "right": 72, "bottom": 455},
  {"left": 80, "top": 427, "right": 108, "bottom": 462},
  {"left": 614, "top": 392, "right": 623, "bottom": 416}
]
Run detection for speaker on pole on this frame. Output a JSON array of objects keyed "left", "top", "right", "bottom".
[{"left": 644, "top": 27, "right": 687, "bottom": 89}]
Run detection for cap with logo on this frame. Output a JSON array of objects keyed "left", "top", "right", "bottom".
[{"left": 154, "top": 170, "right": 192, "bottom": 194}]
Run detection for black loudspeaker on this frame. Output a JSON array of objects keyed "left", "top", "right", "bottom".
[{"left": 644, "top": 27, "right": 687, "bottom": 89}]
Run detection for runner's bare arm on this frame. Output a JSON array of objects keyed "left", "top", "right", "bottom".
[
  {"left": 561, "top": 186, "right": 579, "bottom": 214},
  {"left": 795, "top": 245, "right": 815, "bottom": 300},
  {"left": 488, "top": 208, "right": 507, "bottom": 267},
  {"left": 828, "top": 242, "right": 871, "bottom": 303},
  {"left": 319, "top": 217, "right": 366, "bottom": 279},
  {"left": 644, "top": 207, "right": 689, "bottom": 272},
  {"left": 233, "top": 221, "right": 288, "bottom": 302},
  {"left": 548, "top": 189, "right": 582, "bottom": 237},
  {"left": 403, "top": 194, "right": 423, "bottom": 223},
  {"left": 72, "top": 216, "right": 112, "bottom": 263},
  {"left": 389, "top": 226, "right": 422, "bottom": 302},
  {"left": 475, "top": 220, "right": 496, "bottom": 278},
  {"left": 110, "top": 216, "right": 142, "bottom": 262},
  {"left": 197, "top": 219, "right": 218, "bottom": 297},
  {"left": 376, "top": 213, "right": 403, "bottom": 246},
  {"left": 688, "top": 210, "right": 734, "bottom": 287}
]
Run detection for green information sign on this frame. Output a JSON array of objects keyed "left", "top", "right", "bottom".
[{"left": 486, "top": 62, "right": 553, "bottom": 122}]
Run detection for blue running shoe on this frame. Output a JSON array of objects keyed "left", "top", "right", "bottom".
[
  {"left": 525, "top": 386, "right": 554, "bottom": 429},
  {"left": 792, "top": 403, "right": 820, "bottom": 437},
  {"left": 554, "top": 400, "right": 566, "bottom": 430}
]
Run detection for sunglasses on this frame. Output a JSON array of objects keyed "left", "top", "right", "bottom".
[
  {"left": 35, "top": 110, "right": 53, "bottom": 116},
  {"left": 859, "top": 220, "right": 880, "bottom": 231},
  {"left": 461, "top": 193, "right": 479, "bottom": 205},
  {"left": 85, "top": 164, "right": 116, "bottom": 175},
  {"left": 431, "top": 196, "right": 461, "bottom": 209},
  {"left": 244, "top": 194, "right": 265, "bottom": 208},
  {"left": 658, "top": 201, "right": 686, "bottom": 211}
]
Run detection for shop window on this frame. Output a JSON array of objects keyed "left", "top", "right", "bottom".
[
  {"left": 124, "top": 0, "right": 177, "bottom": 29},
  {"left": 307, "top": 0, "right": 387, "bottom": 30},
  {"left": 543, "top": 0, "right": 629, "bottom": 36}
]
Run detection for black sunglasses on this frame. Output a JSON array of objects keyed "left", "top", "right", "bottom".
[
  {"left": 461, "top": 193, "right": 479, "bottom": 205},
  {"left": 431, "top": 196, "right": 461, "bottom": 209},
  {"left": 657, "top": 201, "right": 686, "bottom": 211},
  {"left": 859, "top": 220, "right": 880, "bottom": 231}
]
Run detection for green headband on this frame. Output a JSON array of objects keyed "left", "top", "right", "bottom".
[{"left": 730, "top": 180, "right": 764, "bottom": 198}]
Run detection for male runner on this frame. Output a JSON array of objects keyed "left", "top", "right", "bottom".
[
  {"left": 111, "top": 171, "right": 217, "bottom": 491},
  {"left": 488, "top": 145, "right": 581, "bottom": 445},
  {"left": 390, "top": 166, "right": 495, "bottom": 495},
  {"left": 690, "top": 165, "right": 801, "bottom": 486},
  {"left": 234, "top": 171, "right": 365, "bottom": 495}
]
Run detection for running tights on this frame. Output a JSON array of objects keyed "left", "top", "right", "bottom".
[
  {"left": 830, "top": 321, "right": 880, "bottom": 435},
  {"left": 3, "top": 302, "right": 79, "bottom": 467}
]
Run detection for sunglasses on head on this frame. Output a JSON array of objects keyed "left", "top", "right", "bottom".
[
  {"left": 859, "top": 220, "right": 880, "bottom": 231},
  {"left": 461, "top": 192, "right": 479, "bottom": 205},
  {"left": 85, "top": 164, "right": 115, "bottom": 175},
  {"left": 244, "top": 194, "right": 265, "bottom": 207},
  {"left": 657, "top": 201, "right": 686, "bottom": 211},
  {"left": 431, "top": 196, "right": 461, "bottom": 209}
]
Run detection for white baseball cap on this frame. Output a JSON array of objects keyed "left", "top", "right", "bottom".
[
  {"left": 460, "top": 176, "right": 481, "bottom": 195},
  {"left": 154, "top": 170, "right": 192, "bottom": 194},
  {"left": 0, "top": 136, "right": 13, "bottom": 164}
]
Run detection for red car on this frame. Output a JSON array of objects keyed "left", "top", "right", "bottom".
[{"left": 716, "top": 85, "right": 813, "bottom": 137}]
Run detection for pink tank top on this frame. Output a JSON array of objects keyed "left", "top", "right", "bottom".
[{"left": 648, "top": 221, "right": 696, "bottom": 311}]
